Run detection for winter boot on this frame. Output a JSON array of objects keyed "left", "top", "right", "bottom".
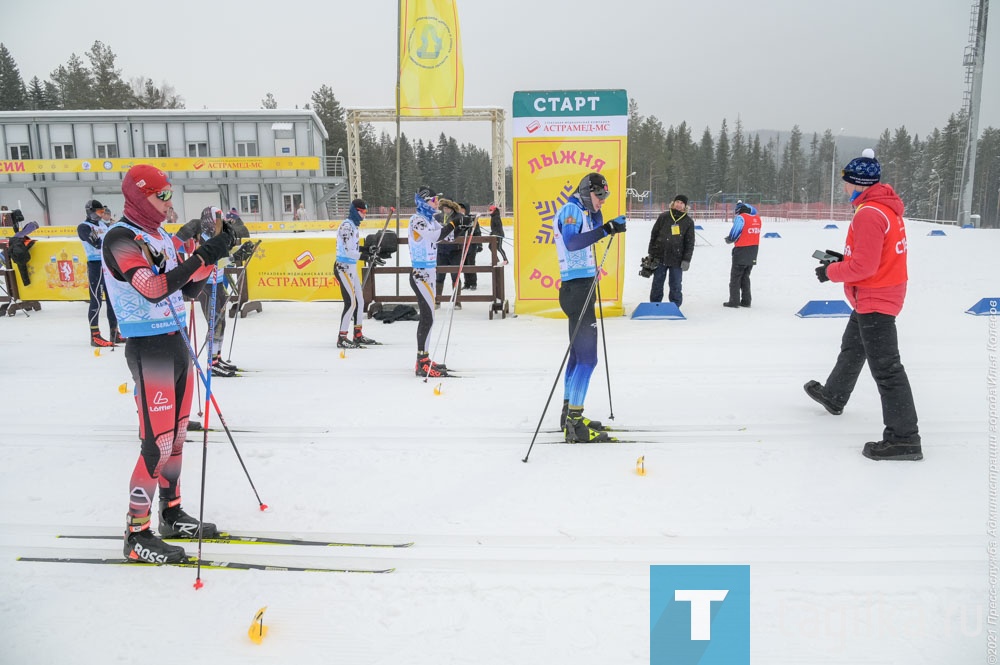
[
  {"left": 722, "top": 301, "right": 740, "bottom": 308},
  {"left": 563, "top": 408, "right": 611, "bottom": 443},
  {"left": 211, "top": 356, "right": 236, "bottom": 377},
  {"left": 353, "top": 326, "right": 380, "bottom": 345},
  {"left": 415, "top": 352, "right": 450, "bottom": 377},
  {"left": 124, "top": 515, "right": 187, "bottom": 563},
  {"left": 862, "top": 439, "right": 923, "bottom": 461},
  {"left": 803, "top": 380, "right": 844, "bottom": 415},
  {"left": 91, "top": 328, "right": 114, "bottom": 347},
  {"left": 159, "top": 500, "right": 219, "bottom": 539},
  {"left": 559, "top": 400, "right": 604, "bottom": 431},
  {"left": 338, "top": 333, "right": 364, "bottom": 349}
]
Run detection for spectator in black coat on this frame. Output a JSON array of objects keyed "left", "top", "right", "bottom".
[
  {"left": 647, "top": 194, "right": 695, "bottom": 305},
  {"left": 488, "top": 204, "right": 508, "bottom": 266}
]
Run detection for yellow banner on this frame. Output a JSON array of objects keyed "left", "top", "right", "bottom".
[
  {"left": 512, "top": 137, "right": 627, "bottom": 317},
  {"left": 13, "top": 238, "right": 91, "bottom": 300},
  {"left": 399, "top": 0, "right": 464, "bottom": 117},
  {"left": 246, "top": 237, "right": 343, "bottom": 301},
  {"left": 0, "top": 156, "right": 320, "bottom": 175}
]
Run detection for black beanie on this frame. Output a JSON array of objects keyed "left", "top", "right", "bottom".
[{"left": 673, "top": 194, "right": 689, "bottom": 205}]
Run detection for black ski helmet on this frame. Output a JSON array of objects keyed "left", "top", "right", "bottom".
[
  {"left": 85, "top": 199, "right": 105, "bottom": 222},
  {"left": 734, "top": 200, "right": 750, "bottom": 215},
  {"left": 577, "top": 173, "right": 610, "bottom": 213}
]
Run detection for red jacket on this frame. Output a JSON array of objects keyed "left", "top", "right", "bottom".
[{"left": 826, "top": 183, "right": 908, "bottom": 316}]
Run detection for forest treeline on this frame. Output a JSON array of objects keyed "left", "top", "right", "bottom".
[{"left": 1, "top": 42, "right": 997, "bottom": 223}]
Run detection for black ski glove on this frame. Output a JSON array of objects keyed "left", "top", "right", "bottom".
[
  {"left": 815, "top": 264, "right": 830, "bottom": 283},
  {"left": 680, "top": 260, "right": 690, "bottom": 271},
  {"left": 602, "top": 216, "right": 627, "bottom": 236},
  {"left": 194, "top": 231, "right": 234, "bottom": 265}
]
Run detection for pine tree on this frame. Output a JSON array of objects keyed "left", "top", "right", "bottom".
[
  {"left": 715, "top": 119, "right": 730, "bottom": 194},
  {"left": 0, "top": 43, "right": 28, "bottom": 110},
  {"left": 86, "top": 41, "right": 135, "bottom": 109},
  {"left": 27, "top": 76, "right": 49, "bottom": 110},
  {"left": 261, "top": 93, "right": 277, "bottom": 109},
  {"left": 50, "top": 54, "right": 92, "bottom": 109},
  {"left": 309, "top": 85, "right": 347, "bottom": 155}
]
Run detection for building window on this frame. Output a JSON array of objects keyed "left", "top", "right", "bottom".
[
  {"left": 145, "top": 143, "right": 168, "bottom": 158},
  {"left": 96, "top": 143, "right": 119, "bottom": 159},
  {"left": 236, "top": 141, "right": 258, "bottom": 157},
  {"left": 52, "top": 144, "right": 75, "bottom": 159},
  {"left": 239, "top": 194, "right": 260, "bottom": 215},
  {"left": 9, "top": 145, "right": 30, "bottom": 160},
  {"left": 282, "top": 193, "right": 303, "bottom": 214},
  {"left": 187, "top": 142, "right": 208, "bottom": 157}
]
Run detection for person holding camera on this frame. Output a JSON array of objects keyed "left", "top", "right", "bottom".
[
  {"left": 555, "top": 172, "right": 627, "bottom": 443},
  {"left": 805, "top": 149, "right": 921, "bottom": 461},
  {"left": 335, "top": 198, "right": 379, "bottom": 348},
  {"left": 456, "top": 202, "right": 482, "bottom": 291},
  {"left": 489, "top": 204, "right": 508, "bottom": 266},
  {"left": 722, "top": 200, "right": 762, "bottom": 308},
  {"left": 102, "top": 164, "right": 235, "bottom": 563},
  {"left": 646, "top": 194, "right": 695, "bottom": 306}
]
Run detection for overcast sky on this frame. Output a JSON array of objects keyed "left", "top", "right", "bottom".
[{"left": 4, "top": 0, "right": 997, "bottom": 152}]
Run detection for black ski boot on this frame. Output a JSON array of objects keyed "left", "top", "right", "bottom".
[
  {"left": 559, "top": 400, "right": 605, "bottom": 431},
  {"left": 353, "top": 327, "right": 380, "bottom": 345},
  {"left": 211, "top": 356, "right": 236, "bottom": 378},
  {"left": 338, "top": 334, "right": 363, "bottom": 349},
  {"left": 159, "top": 501, "right": 219, "bottom": 539},
  {"left": 215, "top": 357, "right": 238, "bottom": 372},
  {"left": 564, "top": 408, "right": 611, "bottom": 443},
  {"left": 124, "top": 516, "right": 187, "bottom": 563}
]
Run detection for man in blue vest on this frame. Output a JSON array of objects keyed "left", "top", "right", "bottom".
[{"left": 77, "top": 199, "right": 120, "bottom": 346}]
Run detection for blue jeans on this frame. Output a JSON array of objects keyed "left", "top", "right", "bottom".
[{"left": 649, "top": 265, "right": 684, "bottom": 306}]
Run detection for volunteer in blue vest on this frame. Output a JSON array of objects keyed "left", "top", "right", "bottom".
[
  {"left": 102, "top": 164, "right": 234, "bottom": 563},
  {"left": 77, "top": 199, "right": 120, "bottom": 347},
  {"left": 722, "top": 200, "right": 762, "bottom": 308},
  {"left": 804, "top": 149, "right": 921, "bottom": 461}
]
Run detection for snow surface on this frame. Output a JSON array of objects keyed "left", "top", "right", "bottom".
[{"left": 0, "top": 218, "right": 995, "bottom": 664}]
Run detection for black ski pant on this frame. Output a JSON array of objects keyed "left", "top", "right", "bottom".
[
  {"left": 823, "top": 310, "right": 920, "bottom": 444},
  {"left": 728, "top": 263, "right": 753, "bottom": 306}
]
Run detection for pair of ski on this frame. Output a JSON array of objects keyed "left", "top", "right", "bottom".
[{"left": 18, "top": 532, "right": 413, "bottom": 574}]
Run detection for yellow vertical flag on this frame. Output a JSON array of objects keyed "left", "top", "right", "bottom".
[{"left": 399, "top": 0, "right": 464, "bottom": 117}]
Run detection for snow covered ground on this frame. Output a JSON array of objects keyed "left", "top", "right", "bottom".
[{"left": 0, "top": 218, "right": 995, "bottom": 664}]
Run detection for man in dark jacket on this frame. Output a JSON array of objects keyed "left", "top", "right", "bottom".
[{"left": 647, "top": 194, "right": 695, "bottom": 305}]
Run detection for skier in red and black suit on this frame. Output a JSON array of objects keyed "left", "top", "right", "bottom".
[
  {"left": 102, "top": 164, "right": 234, "bottom": 563},
  {"left": 722, "top": 200, "right": 762, "bottom": 308}
]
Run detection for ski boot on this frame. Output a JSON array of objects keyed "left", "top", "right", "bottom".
[
  {"left": 559, "top": 400, "right": 605, "bottom": 432},
  {"left": 210, "top": 355, "right": 236, "bottom": 377},
  {"left": 158, "top": 499, "right": 219, "bottom": 539},
  {"left": 124, "top": 515, "right": 187, "bottom": 563},
  {"left": 563, "top": 408, "right": 611, "bottom": 443},
  {"left": 112, "top": 329, "right": 127, "bottom": 345},
  {"left": 91, "top": 329, "right": 114, "bottom": 348},
  {"left": 353, "top": 326, "right": 380, "bottom": 346},
  {"left": 415, "top": 352, "right": 450, "bottom": 377},
  {"left": 214, "top": 356, "right": 239, "bottom": 372},
  {"left": 338, "top": 333, "right": 364, "bottom": 349}
]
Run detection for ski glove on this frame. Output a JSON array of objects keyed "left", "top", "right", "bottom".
[
  {"left": 602, "top": 216, "right": 627, "bottom": 236},
  {"left": 680, "top": 260, "right": 690, "bottom": 271},
  {"left": 724, "top": 236, "right": 734, "bottom": 244},
  {"left": 815, "top": 264, "right": 830, "bottom": 283},
  {"left": 194, "top": 231, "right": 234, "bottom": 265},
  {"left": 231, "top": 241, "right": 256, "bottom": 264}
]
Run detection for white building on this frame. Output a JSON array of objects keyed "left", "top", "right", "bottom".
[{"left": 0, "top": 109, "right": 347, "bottom": 226}]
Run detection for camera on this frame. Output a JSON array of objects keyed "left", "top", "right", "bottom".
[
  {"left": 812, "top": 249, "right": 844, "bottom": 265},
  {"left": 639, "top": 254, "right": 660, "bottom": 278}
]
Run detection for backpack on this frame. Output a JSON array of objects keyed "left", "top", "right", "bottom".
[{"left": 372, "top": 304, "right": 419, "bottom": 323}]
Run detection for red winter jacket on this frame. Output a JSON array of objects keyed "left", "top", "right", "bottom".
[{"left": 826, "top": 183, "right": 908, "bottom": 316}]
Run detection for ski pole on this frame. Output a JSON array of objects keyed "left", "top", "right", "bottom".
[
  {"left": 424, "top": 223, "right": 477, "bottom": 381},
  {"left": 595, "top": 279, "right": 615, "bottom": 421},
  {"left": 522, "top": 237, "right": 617, "bottom": 463},
  {"left": 188, "top": 299, "right": 203, "bottom": 418},
  {"left": 192, "top": 258, "right": 219, "bottom": 589},
  {"left": 226, "top": 239, "right": 262, "bottom": 362}
]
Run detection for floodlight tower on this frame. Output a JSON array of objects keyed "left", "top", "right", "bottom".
[{"left": 955, "top": 0, "right": 989, "bottom": 226}]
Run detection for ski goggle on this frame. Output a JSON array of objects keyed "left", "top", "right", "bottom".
[{"left": 155, "top": 189, "right": 173, "bottom": 202}]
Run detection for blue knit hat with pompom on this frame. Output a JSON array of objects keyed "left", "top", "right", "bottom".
[{"left": 842, "top": 148, "right": 881, "bottom": 186}]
